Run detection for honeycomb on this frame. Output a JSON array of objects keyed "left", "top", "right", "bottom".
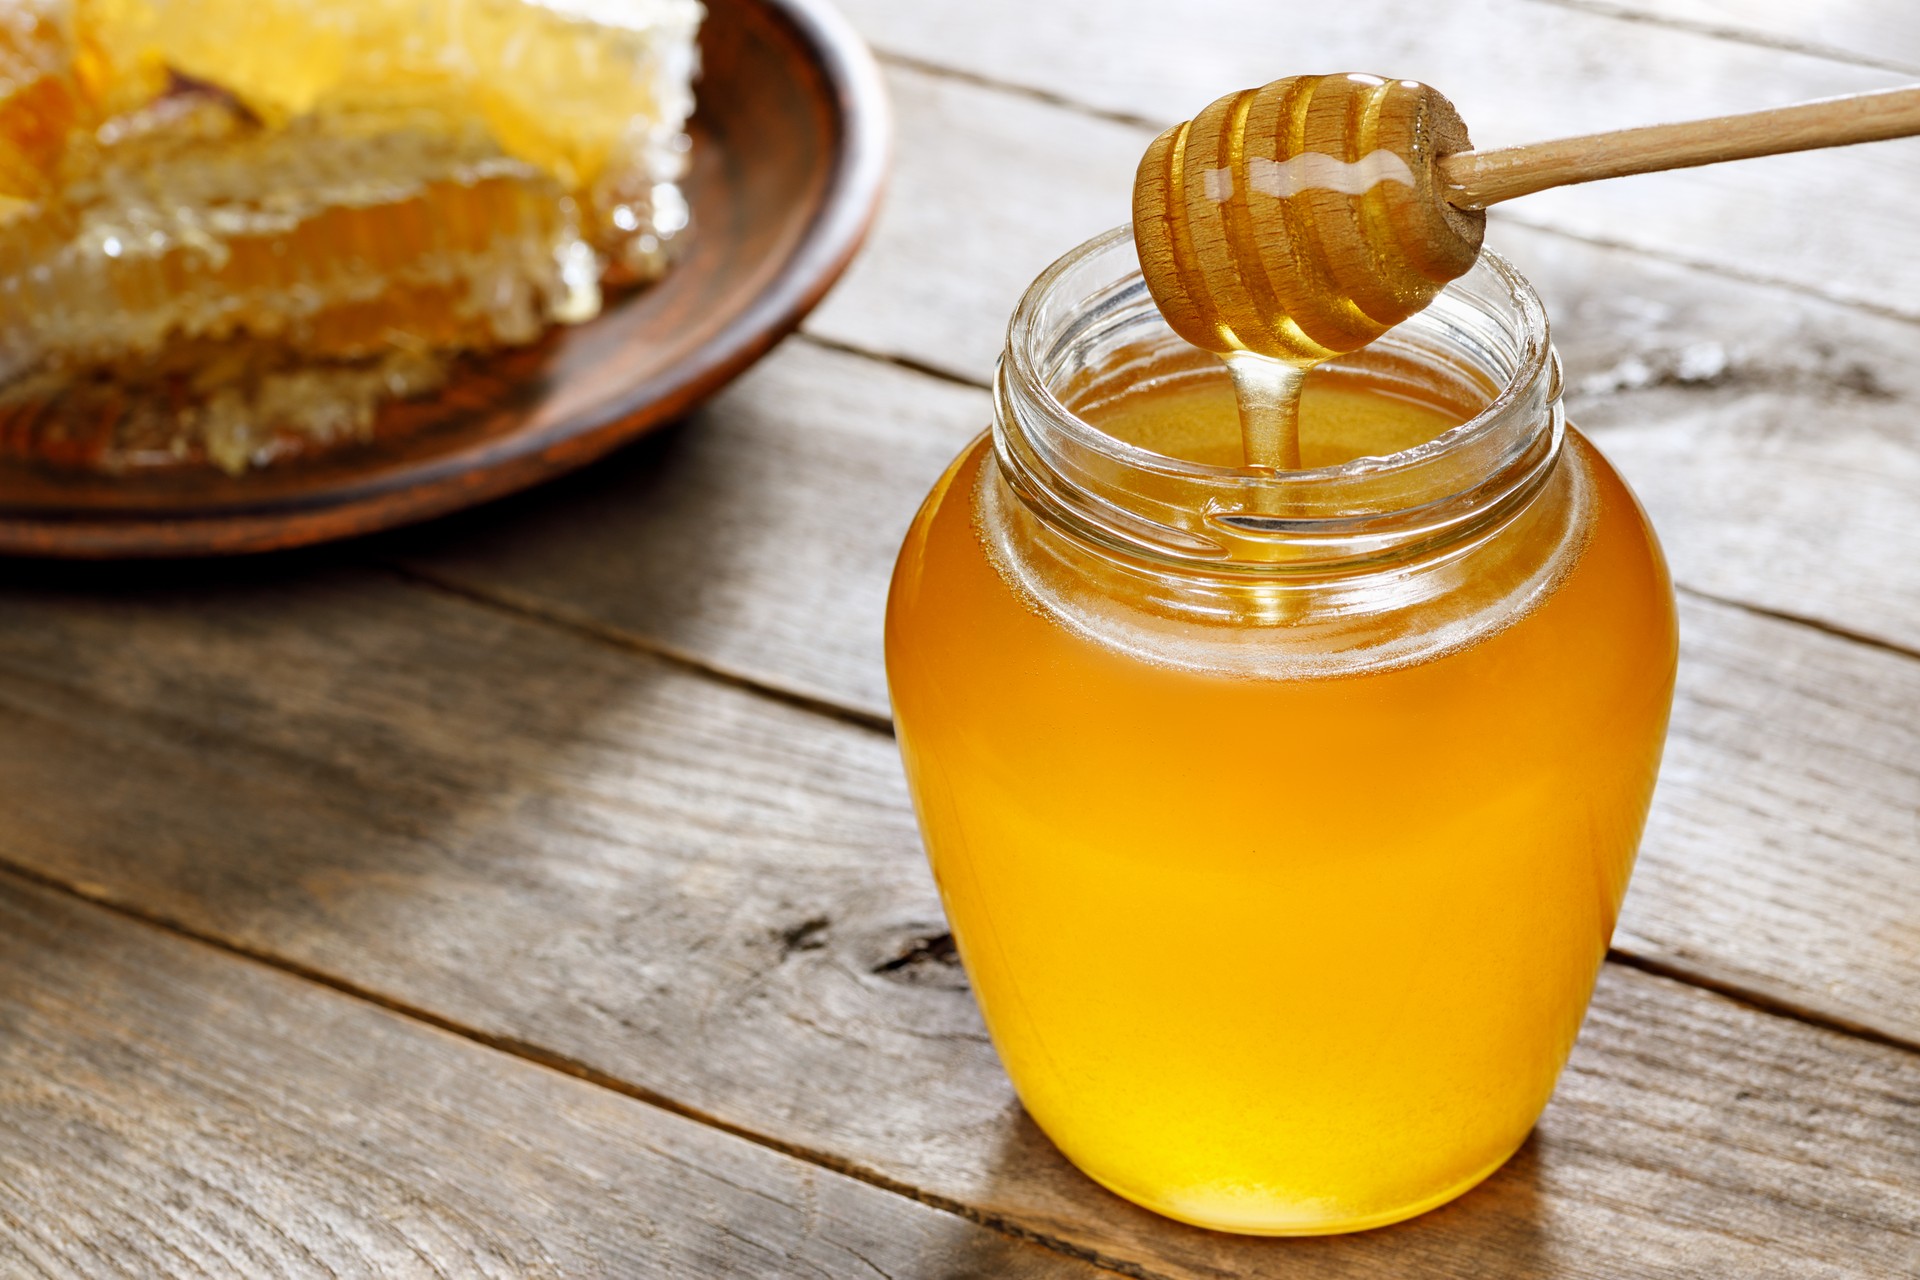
[
  {"left": 0, "top": 0, "right": 702, "bottom": 472},
  {"left": 0, "top": 1, "right": 109, "bottom": 199},
  {"left": 81, "top": 0, "right": 702, "bottom": 190}
]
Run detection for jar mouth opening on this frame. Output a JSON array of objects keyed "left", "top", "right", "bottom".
[
  {"left": 1005, "top": 225, "right": 1554, "bottom": 487},
  {"left": 993, "top": 224, "right": 1565, "bottom": 573}
]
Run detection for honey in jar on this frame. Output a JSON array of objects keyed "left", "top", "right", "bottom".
[{"left": 884, "top": 228, "right": 1677, "bottom": 1234}]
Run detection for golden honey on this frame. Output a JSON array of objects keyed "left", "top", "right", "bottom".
[
  {"left": 1130, "top": 73, "right": 1486, "bottom": 472},
  {"left": 885, "top": 231, "right": 1677, "bottom": 1234},
  {"left": 78, "top": 0, "right": 701, "bottom": 191},
  {"left": 0, "top": 0, "right": 700, "bottom": 470},
  {"left": 1073, "top": 355, "right": 1458, "bottom": 470}
]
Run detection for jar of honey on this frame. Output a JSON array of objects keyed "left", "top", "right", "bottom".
[{"left": 884, "top": 226, "right": 1677, "bottom": 1235}]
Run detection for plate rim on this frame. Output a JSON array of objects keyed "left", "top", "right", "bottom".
[{"left": 0, "top": 0, "right": 892, "bottom": 558}]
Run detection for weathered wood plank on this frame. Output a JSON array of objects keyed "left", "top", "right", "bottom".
[
  {"left": 0, "top": 874, "right": 1104, "bottom": 1280},
  {"left": 1497, "top": 223, "right": 1920, "bottom": 655},
  {"left": 389, "top": 345, "right": 988, "bottom": 721},
  {"left": 409, "top": 219, "right": 1920, "bottom": 724},
  {"left": 380, "top": 49, "right": 1920, "bottom": 1104},
  {"left": 1629, "top": 596, "right": 1920, "bottom": 1044},
  {"left": 1536, "top": 0, "right": 1920, "bottom": 74},
  {"left": 404, "top": 314, "right": 1920, "bottom": 733},
  {"left": 828, "top": 1, "right": 1920, "bottom": 320},
  {"left": 385, "top": 62, "right": 1920, "bottom": 1053},
  {"left": 809, "top": 68, "right": 1920, "bottom": 649},
  {"left": 362, "top": 299, "right": 1920, "bottom": 1045},
  {"left": 0, "top": 571, "right": 1912, "bottom": 1277},
  {"left": 802, "top": 66, "right": 1134, "bottom": 382}
]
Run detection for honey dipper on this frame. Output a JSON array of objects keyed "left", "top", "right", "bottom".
[{"left": 1135, "top": 74, "right": 1920, "bottom": 371}]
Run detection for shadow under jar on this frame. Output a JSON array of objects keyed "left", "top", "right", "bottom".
[{"left": 884, "top": 227, "right": 1678, "bottom": 1235}]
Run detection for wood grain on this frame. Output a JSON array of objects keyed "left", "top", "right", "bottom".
[
  {"left": 2, "top": 5, "right": 1916, "bottom": 1274},
  {"left": 1536, "top": 0, "right": 1920, "bottom": 75},
  {"left": 793, "top": 61, "right": 1920, "bottom": 650},
  {"left": 832, "top": 0, "right": 1920, "bottom": 321},
  {"left": 0, "top": 569, "right": 1911, "bottom": 1276},
  {"left": 1495, "top": 223, "right": 1920, "bottom": 655},
  {"left": 1440, "top": 84, "right": 1920, "bottom": 207},
  {"left": 803, "top": 66, "right": 1136, "bottom": 382},
  {"left": 796, "top": 68, "right": 1920, "bottom": 652},
  {"left": 384, "top": 279, "right": 1920, "bottom": 1052},
  {"left": 0, "top": 874, "right": 1103, "bottom": 1279},
  {"left": 388, "top": 342, "right": 989, "bottom": 721},
  {"left": 1630, "top": 596, "right": 1920, "bottom": 1044}
]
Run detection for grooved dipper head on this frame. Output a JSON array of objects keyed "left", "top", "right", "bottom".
[{"left": 1133, "top": 73, "right": 1486, "bottom": 365}]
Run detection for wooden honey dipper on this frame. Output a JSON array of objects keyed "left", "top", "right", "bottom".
[{"left": 1134, "top": 74, "right": 1920, "bottom": 466}]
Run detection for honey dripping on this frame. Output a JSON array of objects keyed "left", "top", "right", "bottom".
[
  {"left": 885, "top": 65, "right": 1920, "bottom": 1237},
  {"left": 1132, "top": 73, "right": 1485, "bottom": 470},
  {"left": 1135, "top": 72, "right": 1920, "bottom": 469}
]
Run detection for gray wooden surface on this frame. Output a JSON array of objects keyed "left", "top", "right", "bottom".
[{"left": 3, "top": 2, "right": 1917, "bottom": 1276}]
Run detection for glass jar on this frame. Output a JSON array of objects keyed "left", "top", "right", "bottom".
[{"left": 884, "top": 226, "right": 1677, "bottom": 1235}]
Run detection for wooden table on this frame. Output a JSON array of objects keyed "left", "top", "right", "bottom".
[{"left": 3, "top": 3, "right": 1917, "bottom": 1275}]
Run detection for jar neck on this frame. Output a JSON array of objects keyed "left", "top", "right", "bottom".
[{"left": 991, "top": 226, "right": 1565, "bottom": 589}]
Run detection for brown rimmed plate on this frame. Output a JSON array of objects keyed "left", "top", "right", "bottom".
[{"left": 0, "top": 0, "right": 889, "bottom": 557}]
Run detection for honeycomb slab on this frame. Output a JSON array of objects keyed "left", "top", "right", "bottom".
[{"left": 0, "top": 0, "right": 702, "bottom": 472}]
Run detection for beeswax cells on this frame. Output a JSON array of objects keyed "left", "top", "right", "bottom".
[
  {"left": 80, "top": 0, "right": 701, "bottom": 191},
  {"left": 0, "top": 0, "right": 701, "bottom": 472},
  {"left": 2, "top": 96, "right": 590, "bottom": 374}
]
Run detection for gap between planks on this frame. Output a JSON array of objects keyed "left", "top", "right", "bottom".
[
  {"left": 799, "top": 331, "right": 991, "bottom": 392},
  {"left": 4, "top": 823, "right": 1915, "bottom": 1276},
  {"left": 6, "top": 839, "right": 1916, "bottom": 1280},
  {"left": 4, "top": 556, "right": 1914, "bottom": 1271},
  {"left": 374, "top": 523, "right": 1920, "bottom": 1060},
  {"left": 439, "top": 323, "right": 1920, "bottom": 678},
  {"left": 384, "top": 479, "right": 1920, "bottom": 706},
  {"left": 873, "top": 49, "right": 1163, "bottom": 133},
  {"left": 0, "top": 858, "right": 1156, "bottom": 1280},
  {"left": 380, "top": 559, "right": 897, "bottom": 738},
  {"left": 1602, "top": 948, "right": 1920, "bottom": 1058},
  {"left": 1675, "top": 584, "right": 1920, "bottom": 667},
  {"left": 1486, "top": 212, "right": 1920, "bottom": 334},
  {"left": 6, "top": 17, "right": 1912, "bottom": 1268},
  {"left": 1522, "top": 0, "right": 1920, "bottom": 79},
  {"left": 868, "top": 44, "right": 1920, "bottom": 334}
]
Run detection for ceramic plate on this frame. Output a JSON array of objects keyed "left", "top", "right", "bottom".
[{"left": 0, "top": 0, "right": 889, "bottom": 556}]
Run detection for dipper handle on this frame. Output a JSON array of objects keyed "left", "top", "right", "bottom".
[
  {"left": 1440, "top": 84, "right": 1920, "bottom": 209},
  {"left": 1134, "top": 78, "right": 1920, "bottom": 369}
]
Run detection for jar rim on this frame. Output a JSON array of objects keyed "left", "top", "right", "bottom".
[
  {"left": 993, "top": 225, "right": 1565, "bottom": 574},
  {"left": 1006, "top": 225, "right": 1554, "bottom": 484}
]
